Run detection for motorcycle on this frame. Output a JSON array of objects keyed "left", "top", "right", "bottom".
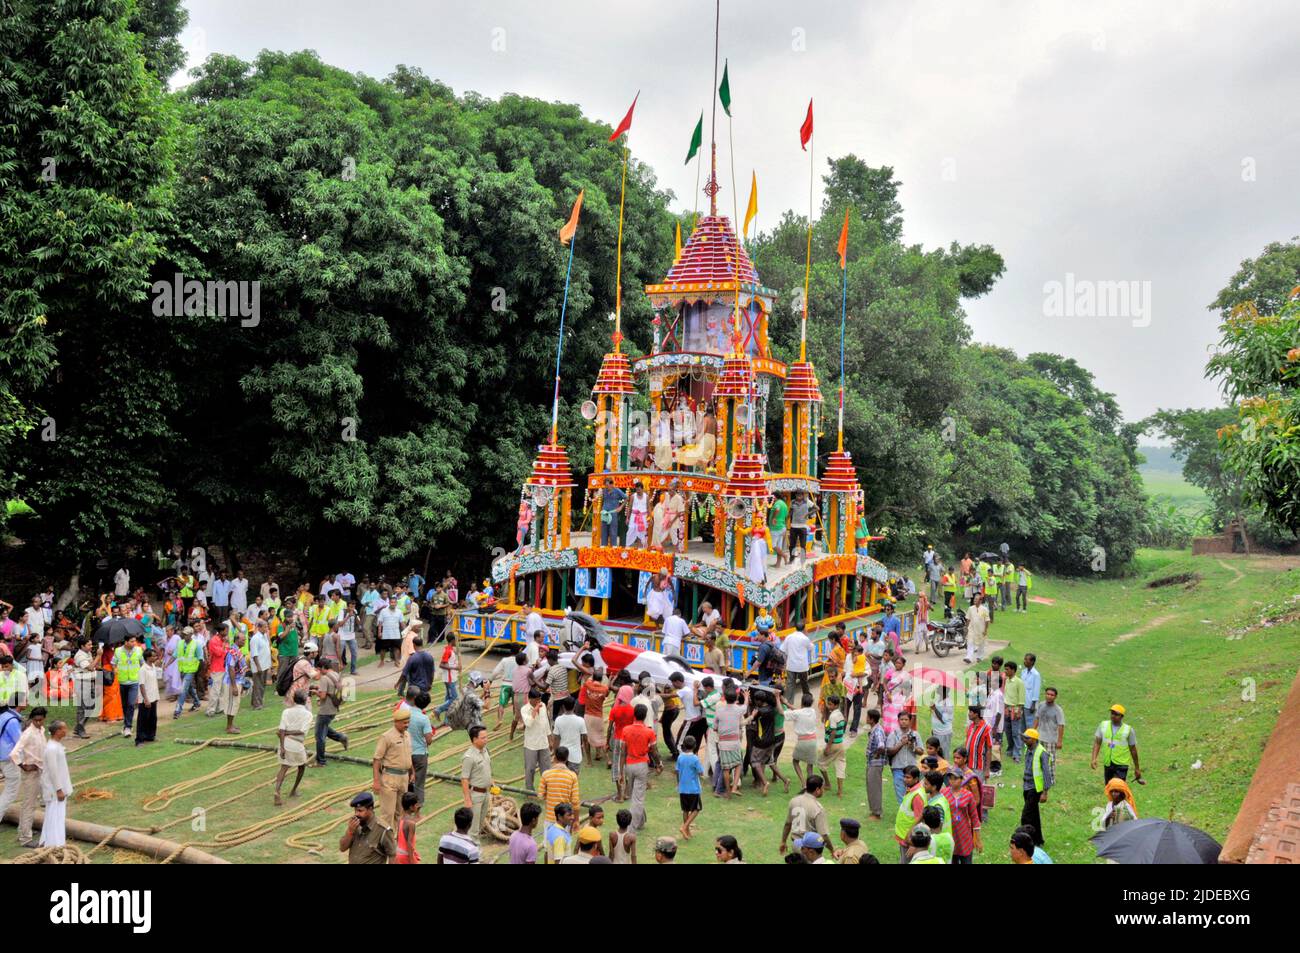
[{"left": 925, "top": 610, "right": 968, "bottom": 657}]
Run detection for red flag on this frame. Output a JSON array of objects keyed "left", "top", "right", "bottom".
[
  {"left": 837, "top": 207, "right": 850, "bottom": 268},
  {"left": 608, "top": 92, "right": 639, "bottom": 141},
  {"left": 799, "top": 99, "right": 814, "bottom": 150}
]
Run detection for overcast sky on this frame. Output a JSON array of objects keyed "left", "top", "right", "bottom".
[{"left": 177, "top": 0, "right": 1300, "bottom": 425}]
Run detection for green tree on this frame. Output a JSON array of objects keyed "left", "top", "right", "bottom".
[{"left": 1, "top": 0, "right": 181, "bottom": 578}]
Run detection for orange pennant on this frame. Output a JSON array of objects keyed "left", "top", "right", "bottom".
[
  {"left": 837, "top": 207, "right": 850, "bottom": 269},
  {"left": 559, "top": 189, "right": 584, "bottom": 245}
]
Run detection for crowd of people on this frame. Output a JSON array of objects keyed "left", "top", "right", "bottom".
[{"left": 1, "top": 546, "right": 1147, "bottom": 863}]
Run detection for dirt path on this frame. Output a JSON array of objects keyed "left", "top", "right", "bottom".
[
  {"left": 1111, "top": 612, "right": 1179, "bottom": 645},
  {"left": 1216, "top": 559, "right": 1246, "bottom": 585}
]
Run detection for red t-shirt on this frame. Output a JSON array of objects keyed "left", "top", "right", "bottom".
[
  {"left": 207, "top": 636, "right": 228, "bottom": 674},
  {"left": 609, "top": 703, "right": 635, "bottom": 742},
  {"left": 623, "top": 723, "right": 656, "bottom": 764}
]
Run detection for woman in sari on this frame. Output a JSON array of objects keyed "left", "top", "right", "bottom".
[
  {"left": 881, "top": 651, "right": 909, "bottom": 734},
  {"left": 99, "top": 643, "right": 123, "bottom": 723}
]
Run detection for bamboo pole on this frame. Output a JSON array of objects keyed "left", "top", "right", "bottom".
[{"left": 2, "top": 806, "right": 229, "bottom": 864}]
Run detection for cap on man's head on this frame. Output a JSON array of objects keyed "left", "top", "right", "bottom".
[
  {"left": 577, "top": 826, "right": 602, "bottom": 845},
  {"left": 1110, "top": 704, "right": 1126, "bottom": 716},
  {"left": 796, "top": 832, "right": 825, "bottom": 851},
  {"left": 393, "top": 706, "right": 411, "bottom": 722},
  {"left": 350, "top": 792, "right": 375, "bottom": 808},
  {"left": 839, "top": 818, "right": 861, "bottom": 837},
  {"left": 1023, "top": 728, "right": 1040, "bottom": 741}
]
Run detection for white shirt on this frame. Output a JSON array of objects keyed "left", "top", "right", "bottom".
[
  {"left": 113, "top": 569, "right": 130, "bottom": 597},
  {"left": 250, "top": 632, "right": 272, "bottom": 670},
  {"left": 229, "top": 577, "right": 249, "bottom": 611},
  {"left": 526, "top": 611, "right": 545, "bottom": 638},
  {"left": 24, "top": 607, "right": 45, "bottom": 636},
  {"left": 700, "top": 609, "right": 721, "bottom": 630},
  {"left": 678, "top": 686, "right": 702, "bottom": 721},
  {"left": 138, "top": 664, "right": 160, "bottom": 704},
  {"left": 787, "top": 706, "right": 820, "bottom": 741},
  {"left": 782, "top": 631, "right": 813, "bottom": 673},
  {"left": 661, "top": 615, "right": 690, "bottom": 656},
  {"left": 41, "top": 739, "right": 73, "bottom": 803},
  {"left": 553, "top": 712, "right": 587, "bottom": 758},
  {"left": 525, "top": 640, "right": 542, "bottom": 666}
]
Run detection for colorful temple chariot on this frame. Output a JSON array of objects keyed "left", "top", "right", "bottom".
[{"left": 476, "top": 208, "right": 904, "bottom": 673}]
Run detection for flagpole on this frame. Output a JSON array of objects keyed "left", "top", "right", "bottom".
[
  {"left": 838, "top": 245, "right": 847, "bottom": 453},
  {"left": 709, "top": 0, "right": 720, "bottom": 216},
  {"left": 614, "top": 141, "right": 629, "bottom": 354},
  {"left": 802, "top": 123, "right": 813, "bottom": 363},
  {"left": 552, "top": 235, "right": 577, "bottom": 446}
]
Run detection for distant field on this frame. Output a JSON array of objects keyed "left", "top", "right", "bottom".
[{"left": 1140, "top": 470, "right": 1208, "bottom": 506}]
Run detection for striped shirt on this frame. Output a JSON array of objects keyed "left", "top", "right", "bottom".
[
  {"left": 965, "top": 719, "right": 993, "bottom": 774},
  {"left": 701, "top": 691, "right": 721, "bottom": 729},
  {"left": 944, "top": 785, "right": 981, "bottom": 858},
  {"left": 538, "top": 765, "right": 580, "bottom": 825},
  {"left": 824, "top": 710, "right": 846, "bottom": 745}
]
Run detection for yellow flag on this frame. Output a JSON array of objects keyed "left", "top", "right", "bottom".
[
  {"left": 743, "top": 171, "right": 758, "bottom": 238},
  {"left": 674, "top": 220, "right": 682, "bottom": 260}
]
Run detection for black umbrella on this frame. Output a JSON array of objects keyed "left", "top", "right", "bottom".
[
  {"left": 976, "top": 551, "right": 1003, "bottom": 561},
  {"left": 565, "top": 609, "right": 608, "bottom": 647},
  {"left": 1089, "top": 818, "right": 1222, "bottom": 864},
  {"left": 93, "top": 616, "right": 145, "bottom": 646}
]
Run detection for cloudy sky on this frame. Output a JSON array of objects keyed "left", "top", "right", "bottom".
[{"left": 177, "top": 0, "right": 1300, "bottom": 425}]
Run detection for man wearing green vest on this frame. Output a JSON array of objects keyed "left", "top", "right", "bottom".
[
  {"left": 173, "top": 627, "right": 203, "bottom": 718},
  {"left": 941, "top": 569, "right": 958, "bottom": 615},
  {"left": 1015, "top": 565, "right": 1033, "bottom": 613},
  {"left": 907, "top": 827, "right": 944, "bottom": 864},
  {"left": 112, "top": 634, "right": 145, "bottom": 737},
  {"left": 893, "top": 764, "right": 926, "bottom": 864},
  {"left": 923, "top": 770, "right": 951, "bottom": 834},
  {"left": 1020, "top": 727, "right": 1053, "bottom": 846},
  {"left": 0, "top": 654, "right": 26, "bottom": 712},
  {"left": 1090, "top": 704, "right": 1141, "bottom": 785}
]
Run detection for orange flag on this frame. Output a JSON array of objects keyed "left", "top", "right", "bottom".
[
  {"left": 837, "top": 207, "right": 850, "bottom": 268},
  {"left": 559, "top": 189, "right": 584, "bottom": 245}
]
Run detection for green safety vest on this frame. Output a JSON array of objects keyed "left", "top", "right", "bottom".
[
  {"left": 177, "top": 639, "right": 200, "bottom": 674},
  {"left": 911, "top": 852, "right": 944, "bottom": 864},
  {"left": 1030, "top": 742, "right": 1049, "bottom": 792},
  {"left": 113, "top": 646, "right": 144, "bottom": 684},
  {"left": 895, "top": 786, "right": 926, "bottom": 841},
  {"left": 1098, "top": 721, "right": 1133, "bottom": 766},
  {"left": 0, "top": 668, "right": 23, "bottom": 705},
  {"left": 179, "top": 575, "right": 195, "bottom": 597},
  {"left": 927, "top": 792, "right": 952, "bottom": 834},
  {"left": 942, "top": 574, "right": 957, "bottom": 594}
]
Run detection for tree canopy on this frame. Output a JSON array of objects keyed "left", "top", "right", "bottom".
[{"left": 2, "top": 2, "right": 1151, "bottom": 581}]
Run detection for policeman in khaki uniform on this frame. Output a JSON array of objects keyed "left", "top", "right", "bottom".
[
  {"left": 339, "top": 791, "right": 396, "bottom": 864},
  {"left": 371, "top": 707, "right": 414, "bottom": 834},
  {"left": 460, "top": 724, "right": 493, "bottom": 843}
]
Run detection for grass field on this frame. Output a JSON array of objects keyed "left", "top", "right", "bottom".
[{"left": 2, "top": 548, "right": 1297, "bottom": 865}]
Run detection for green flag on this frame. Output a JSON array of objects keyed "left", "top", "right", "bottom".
[
  {"left": 719, "top": 60, "right": 731, "bottom": 116},
  {"left": 685, "top": 111, "right": 703, "bottom": 164}
]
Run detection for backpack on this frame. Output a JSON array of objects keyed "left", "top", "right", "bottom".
[
  {"left": 275, "top": 660, "right": 297, "bottom": 696},
  {"left": 764, "top": 643, "right": 786, "bottom": 673}
]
